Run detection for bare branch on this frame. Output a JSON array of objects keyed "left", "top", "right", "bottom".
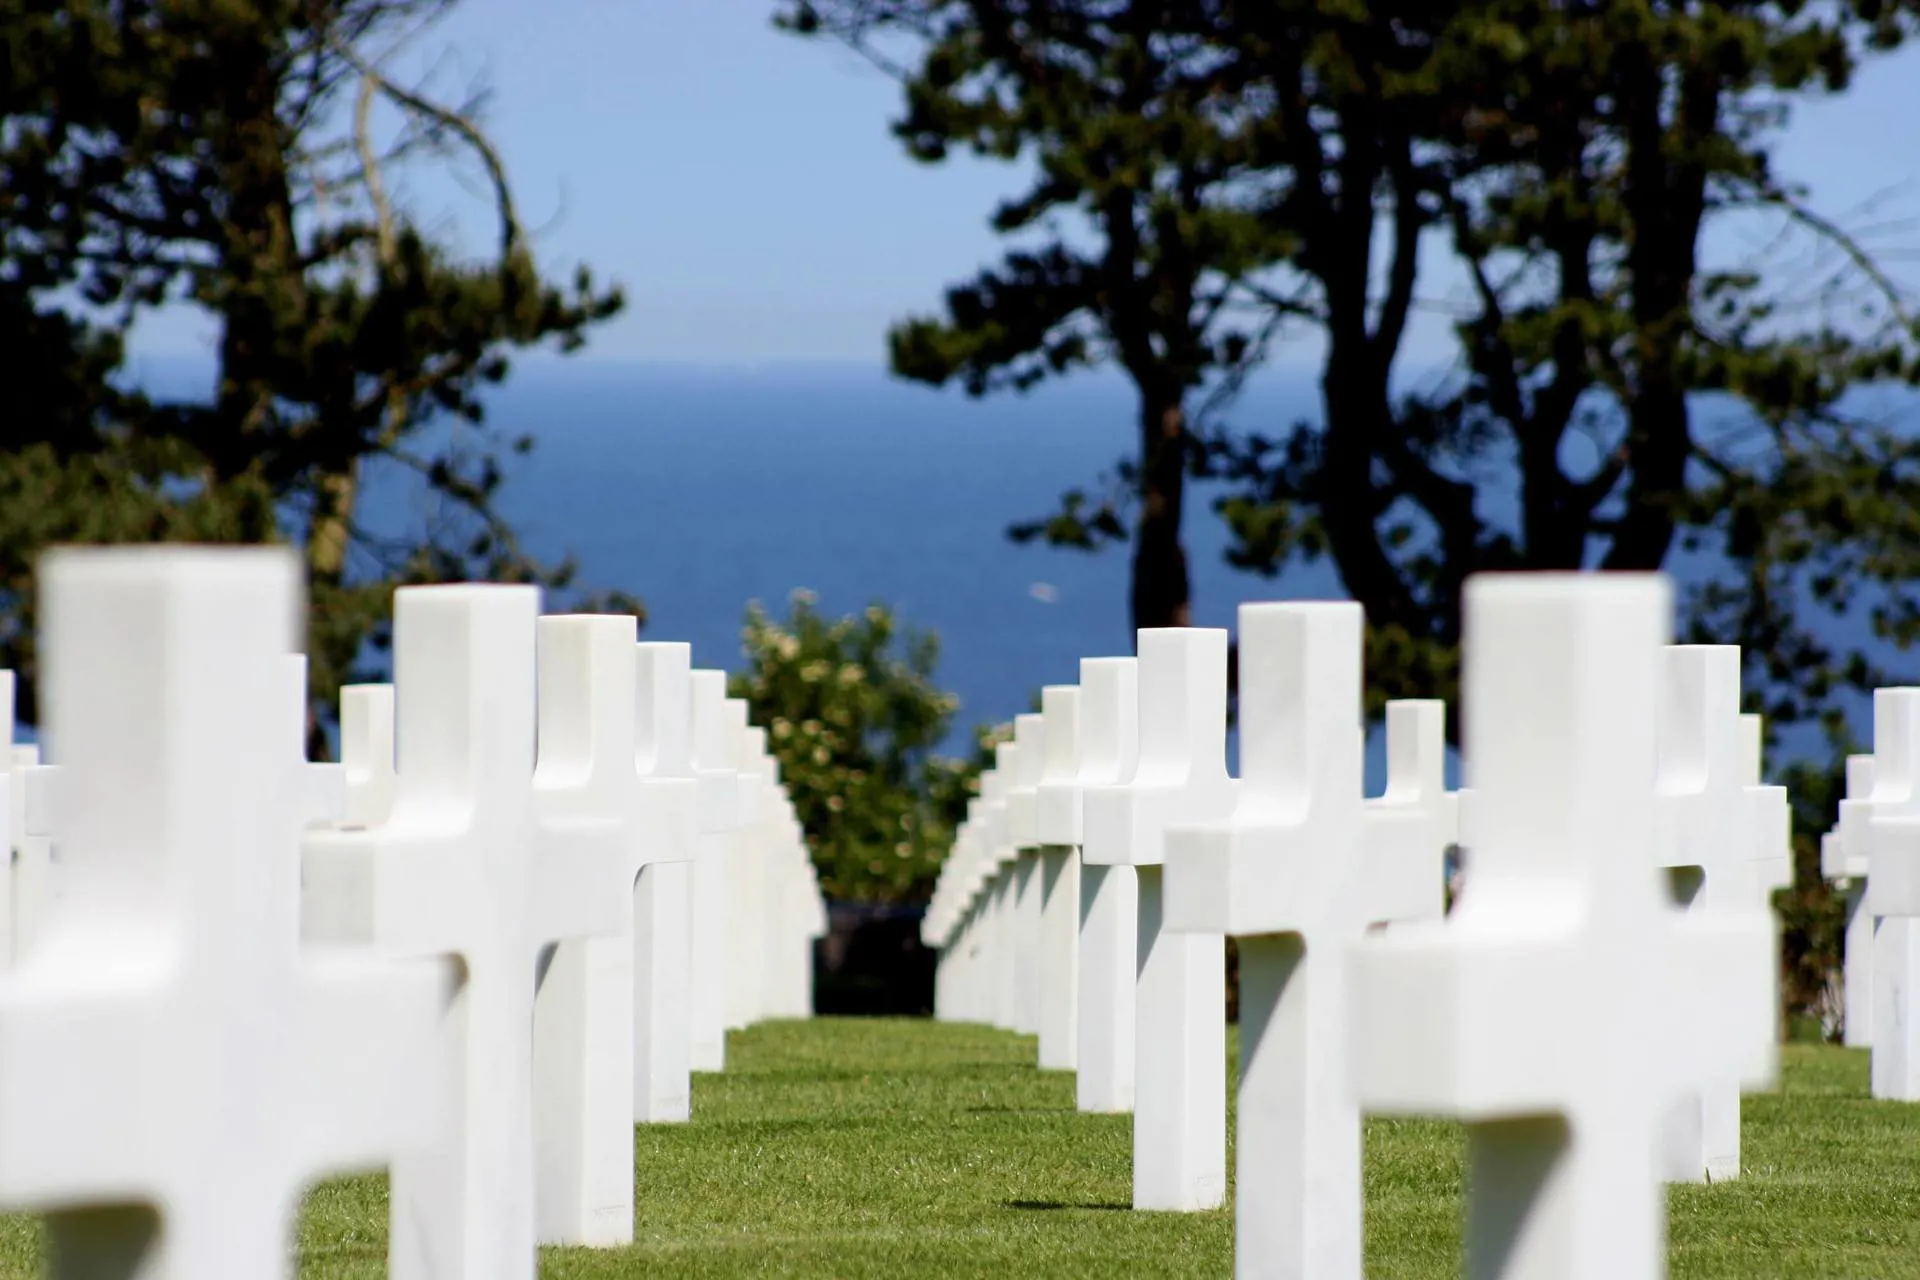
[
  {"left": 326, "top": 36, "right": 524, "bottom": 262},
  {"left": 353, "top": 65, "right": 398, "bottom": 267}
]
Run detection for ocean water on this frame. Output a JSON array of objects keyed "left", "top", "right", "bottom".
[
  {"left": 418, "top": 361, "right": 1378, "bottom": 776},
  {"left": 127, "top": 356, "right": 1897, "bottom": 787}
]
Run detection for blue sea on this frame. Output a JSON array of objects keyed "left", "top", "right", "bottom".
[
  {"left": 385, "top": 361, "right": 1358, "bottom": 773},
  {"left": 127, "top": 356, "right": 1895, "bottom": 787}
]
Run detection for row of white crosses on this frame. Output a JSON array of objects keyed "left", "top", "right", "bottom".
[
  {"left": 926, "top": 575, "right": 1788, "bottom": 1279},
  {"left": 1822, "top": 687, "right": 1920, "bottom": 1099},
  {"left": 1823, "top": 752, "right": 1877, "bottom": 1049},
  {"left": 925, "top": 616, "right": 1458, "bottom": 1220},
  {"left": 0, "top": 544, "right": 825, "bottom": 1280}
]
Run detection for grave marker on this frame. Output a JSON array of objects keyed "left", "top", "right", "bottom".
[
  {"left": 1825, "top": 754, "right": 1875, "bottom": 1046},
  {"left": 1739, "top": 714, "right": 1792, "bottom": 901},
  {"left": 983, "top": 750, "right": 1019, "bottom": 1031},
  {"left": 1652, "top": 645, "right": 1763, "bottom": 1181},
  {"left": 528, "top": 620, "right": 697, "bottom": 1248},
  {"left": 1034, "top": 685, "right": 1081, "bottom": 1071},
  {"left": 1045, "top": 658, "right": 1139, "bottom": 1113},
  {"left": 1164, "top": 604, "right": 1450, "bottom": 1279},
  {"left": 287, "top": 655, "right": 344, "bottom": 827},
  {"left": 1083, "top": 628, "right": 1235, "bottom": 1212},
  {"left": 0, "top": 546, "right": 446, "bottom": 1280},
  {"left": 1007, "top": 712, "right": 1046, "bottom": 1039},
  {"left": 340, "top": 684, "right": 398, "bottom": 828},
  {"left": 1861, "top": 688, "right": 1920, "bottom": 1099},
  {"left": 724, "top": 699, "right": 764, "bottom": 1031},
  {"left": 301, "top": 583, "right": 630, "bottom": 1280},
  {"left": 688, "top": 669, "right": 741, "bottom": 1072},
  {"left": 1348, "top": 572, "right": 1776, "bottom": 1280},
  {"left": 632, "top": 643, "right": 700, "bottom": 1116}
]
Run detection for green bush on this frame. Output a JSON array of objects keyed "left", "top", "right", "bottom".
[{"left": 729, "top": 590, "right": 1004, "bottom": 904}]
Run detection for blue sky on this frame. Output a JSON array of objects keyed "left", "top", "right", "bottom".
[{"left": 128, "top": 1, "right": 1920, "bottom": 375}]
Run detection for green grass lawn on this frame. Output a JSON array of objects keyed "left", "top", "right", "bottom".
[{"left": 0, "top": 1018, "right": 1912, "bottom": 1277}]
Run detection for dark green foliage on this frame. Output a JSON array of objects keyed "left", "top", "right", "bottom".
[
  {"left": 0, "top": 0, "right": 634, "bottom": 732},
  {"left": 729, "top": 592, "right": 1002, "bottom": 903},
  {"left": 778, "top": 0, "right": 1310, "bottom": 634}
]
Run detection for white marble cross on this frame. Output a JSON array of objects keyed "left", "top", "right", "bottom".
[
  {"left": 688, "top": 669, "right": 741, "bottom": 1071},
  {"left": 1652, "top": 644, "right": 1770, "bottom": 1181},
  {"left": 1007, "top": 712, "right": 1046, "bottom": 1040},
  {"left": 1083, "top": 628, "right": 1235, "bottom": 1211},
  {"left": 1739, "top": 714, "right": 1792, "bottom": 901},
  {"left": 287, "top": 655, "right": 345, "bottom": 826},
  {"left": 724, "top": 698, "right": 766, "bottom": 1031},
  {"left": 761, "top": 786, "right": 816, "bottom": 1020},
  {"left": 800, "top": 815, "right": 828, "bottom": 1015},
  {"left": 339, "top": 683, "right": 399, "bottom": 828},
  {"left": 632, "top": 643, "right": 700, "bottom": 1114},
  {"left": 965, "top": 789, "right": 998, "bottom": 1026},
  {"left": 742, "top": 722, "right": 786, "bottom": 1023},
  {"left": 301, "top": 583, "right": 630, "bottom": 1280},
  {"left": 785, "top": 764, "right": 824, "bottom": 1017},
  {"left": 932, "top": 800, "right": 990, "bottom": 1023},
  {"left": 1041, "top": 658, "right": 1139, "bottom": 1111},
  {"left": 925, "top": 812, "right": 964, "bottom": 1017},
  {"left": 1369, "top": 700, "right": 1458, "bottom": 921},
  {"left": 1164, "top": 603, "right": 1451, "bottom": 1280},
  {"left": 986, "top": 741, "right": 1021, "bottom": 1032},
  {"left": 1033, "top": 685, "right": 1081, "bottom": 1071},
  {"left": 964, "top": 787, "right": 1000, "bottom": 1028},
  {"left": 529, "top": 620, "right": 699, "bottom": 1247},
  {"left": 1859, "top": 688, "right": 1920, "bottom": 1099},
  {"left": 1825, "top": 754, "right": 1876, "bottom": 1046},
  {"left": 0, "top": 546, "right": 446, "bottom": 1280},
  {"left": 1348, "top": 572, "right": 1776, "bottom": 1280}
]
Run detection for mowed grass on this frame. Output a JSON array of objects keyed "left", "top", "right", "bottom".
[{"left": 0, "top": 1020, "right": 1910, "bottom": 1276}]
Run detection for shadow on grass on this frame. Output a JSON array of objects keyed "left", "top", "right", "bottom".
[{"left": 1004, "top": 1199, "right": 1132, "bottom": 1213}]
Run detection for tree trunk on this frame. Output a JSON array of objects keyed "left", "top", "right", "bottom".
[{"left": 1130, "top": 390, "right": 1192, "bottom": 637}]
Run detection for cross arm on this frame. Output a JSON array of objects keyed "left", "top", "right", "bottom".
[
  {"left": 0, "top": 973, "right": 160, "bottom": 1202},
  {"left": 302, "top": 824, "right": 491, "bottom": 957},
  {"left": 632, "top": 778, "right": 698, "bottom": 869},
  {"left": 1357, "top": 806, "right": 1451, "bottom": 927},
  {"left": 1083, "top": 779, "right": 1238, "bottom": 869},
  {"left": 530, "top": 816, "right": 631, "bottom": 947},
  {"left": 1743, "top": 783, "right": 1792, "bottom": 899},
  {"left": 1666, "top": 911, "right": 1776, "bottom": 1094},
  {"left": 1164, "top": 811, "right": 1354, "bottom": 938},
  {"left": 292, "top": 950, "right": 451, "bottom": 1178},
  {"left": 1869, "top": 813, "right": 1920, "bottom": 918}
]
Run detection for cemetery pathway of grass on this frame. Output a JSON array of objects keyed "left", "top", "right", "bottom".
[{"left": 0, "top": 1020, "right": 1906, "bottom": 1277}]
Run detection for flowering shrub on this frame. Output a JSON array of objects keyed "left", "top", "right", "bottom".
[{"left": 729, "top": 590, "right": 1004, "bottom": 903}]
